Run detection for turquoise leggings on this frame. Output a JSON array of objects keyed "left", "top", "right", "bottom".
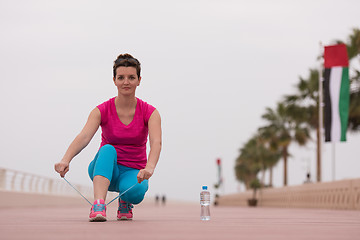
[{"left": 88, "top": 144, "right": 148, "bottom": 204}]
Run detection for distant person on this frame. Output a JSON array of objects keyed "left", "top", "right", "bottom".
[
  {"left": 155, "top": 195, "right": 160, "bottom": 205},
  {"left": 304, "top": 172, "right": 312, "bottom": 184},
  {"left": 162, "top": 195, "right": 166, "bottom": 206},
  {"left": 54, "top": 54, "right": 162, "bottom": 222}
]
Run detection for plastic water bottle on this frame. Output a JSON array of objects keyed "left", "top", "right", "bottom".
[{"left": 200, "top": 186, "right": 210, "bottom": 221}]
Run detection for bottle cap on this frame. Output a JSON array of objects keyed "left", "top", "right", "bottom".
[{"left": 202, "top": 186, "right": 208, "bottom": 190}]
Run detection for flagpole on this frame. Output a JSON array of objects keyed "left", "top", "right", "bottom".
[
  {"left": 323, "top": 43, "right": 349, "bottom": 183},
  {"left": 318, "top": 41, "right": 324, "bottom": 182}
]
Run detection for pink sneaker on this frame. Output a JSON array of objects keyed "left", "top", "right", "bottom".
[
  {"left": 117, "top": 199, "right": 133, "bottom": 220},
  {"left": 89, "top": 199, "right": 107, "bottom": 222}
]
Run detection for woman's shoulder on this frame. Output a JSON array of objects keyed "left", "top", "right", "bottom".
[
  {"left": 96, "top": 97, "right": 115, "bottom": 125},
  {"left": 96, "top": 97, "right": 115, "bottom": 120},
  {"left": 137, "top": 97, "right": 155, "bottom": 110},
  {"left": 97, "top": 97, "right": 115, "bottom": 109},
  {"left": 136, "top": 97, "right": 156, "bottom": 121}
]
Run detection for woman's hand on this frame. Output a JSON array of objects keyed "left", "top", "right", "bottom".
[
  {"left": 138, "top": 109, "right": 161, "bottom": 184},
  {"left": 137, "top": 167, "right": 154, "bottom": 183},
  {"left": 54, "top": 161, "right": 70, "bottom": 178}
]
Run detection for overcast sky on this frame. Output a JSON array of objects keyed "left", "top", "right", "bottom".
[{"left": 0, "top": 0, "right": 359, "bottom": 202}]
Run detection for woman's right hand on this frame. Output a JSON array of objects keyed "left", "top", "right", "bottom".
[{"left": 54, "top": 161, "right": 70, "bottom": 178}]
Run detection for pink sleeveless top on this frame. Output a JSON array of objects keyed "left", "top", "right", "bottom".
[{"left": 97, "top": 97, "right": 156, "bottom": 169}]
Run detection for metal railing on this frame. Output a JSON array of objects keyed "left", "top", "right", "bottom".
[{"left": 0, "top": 168, "right": 93, "bottom": 198}]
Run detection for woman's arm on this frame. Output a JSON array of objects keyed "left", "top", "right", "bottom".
[
  {"left": 54, "top": 107, "right": 101, "bottom": 177},
  {"left": 137, "top": 109, "right": 162, "bottom": 183}
]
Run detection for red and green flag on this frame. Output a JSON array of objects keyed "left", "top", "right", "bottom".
[{"left": 324, "top": 43, "right": 350, "bottom": 142}]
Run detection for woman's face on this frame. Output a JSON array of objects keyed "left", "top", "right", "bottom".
[{"left": 113, "top": 66, "right": 141, "bottom": 96}]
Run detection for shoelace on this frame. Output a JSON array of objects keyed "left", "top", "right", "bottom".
[
  {"left": 93, "top": 204, "right": 106, "bottom": 212},
  {"left": 119, "top": 202, "right": 133, "bottom": 213}
]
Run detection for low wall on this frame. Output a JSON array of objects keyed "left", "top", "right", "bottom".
[
  {"left": 217, "top": 178, "right": 360, "bottom": 210},
  {"left": 0, "top": 190, "right": 90, "bottom": 208},
  {"left": 0, "top": 167, "right": 117, "bottom": 208},
  {"left": 0, "top": 168, "right": 92, "bottom": 197}
]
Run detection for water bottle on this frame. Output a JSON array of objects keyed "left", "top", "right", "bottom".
[{"left": 200, "top": 185, "right": 210, "bottom": 221}]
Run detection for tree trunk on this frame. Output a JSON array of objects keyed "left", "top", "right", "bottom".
[
  {"left": 269, "top": 167, "right": 273, "bottom": 187},
  {"left": 245, "top": 180, "right": 250, "bottom": 190},
  {"left": 261, "top": 168, "right": 266, "bottom": 186},
  {"left": 283, "top": 147, "right": 288, "bottom": 186},
  {"left": 316, "top": 126, "right": 321, "bottom": 182}
]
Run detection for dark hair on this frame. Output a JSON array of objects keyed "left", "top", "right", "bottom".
[{"left": 113, "top": 53, "right": 141, "bottom": 78}]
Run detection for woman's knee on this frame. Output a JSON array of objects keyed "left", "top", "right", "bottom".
[
  {"left": 96, "top": 144, "right": 117, "bottom": 166},
  {"left": 99, "top": 144, "right": 116, "bottom": 156},
  {"left": 88, "top": 144, "right": 117, "bottom": 180},
  {"left": 88, "top": 160, "right": 95, "bottom": 180}
]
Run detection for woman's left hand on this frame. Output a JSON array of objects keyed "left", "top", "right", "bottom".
[{"left": 137, "top": 168, "right": 154, "bottom": 183}]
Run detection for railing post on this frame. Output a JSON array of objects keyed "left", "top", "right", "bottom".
[
  {"left": 48, "top": 179, "right": 54, "bottom": 194},
  {"left": 11, "top": 171, "right": 17, "bottom": 191},
  {"left": 0, "top": 168, "right": 7, "bottom": 190},
  {"left": 35, "top": 177, "right": 40, "bottom": 193},
  {"left": 29, "top": 175, "right": 34, "bottom": 192},
  {"left": 21, "top": 174, "right": 26, "bottom": 192},
  {"left": 349, "top": 179, "right": 355, "bottom": 210},
  {"left": 42, "top": 179, "right": 46, "bottom": 193}
]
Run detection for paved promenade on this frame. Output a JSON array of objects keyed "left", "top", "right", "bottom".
[{"left": 0, "top": 200, "right": 359, "bottom": 240}]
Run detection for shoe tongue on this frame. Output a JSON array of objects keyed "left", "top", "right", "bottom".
[{"left": 94, "top": 199, "right": 105, "bottom": 205}]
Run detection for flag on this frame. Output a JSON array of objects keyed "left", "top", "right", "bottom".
[{"left": 324, "top": 43, "right": 350, "bottom": 142}]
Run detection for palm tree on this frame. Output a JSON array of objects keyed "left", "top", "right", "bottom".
[
  {"left": 235, "top": 134, "right": 281, "bottom": 189},
  {"left": 345, "top": 28, "right": 360, "bottom": 60},
  {"left": 261, "top": 103, "right": 310, "bottom": 186},
  {"left": 346, "top": 28, "right": 360, "bottom": 131},
  {"left": 235, "top": 28, "right": 359, "bottom": 188},
  {"left": 235, "top": 137, "right": 262, "bottom": 189},
  {"left": 284, "top": 28, "right": 360, "bottom": 181},
  {"left": 257, "top": 126, "right": 283, "bottom": 187},
  {"left": 349, "top": 87, "right": 360, "bottom": 130},
  {"left": 234, "top": 158, "right": 258, "bottom": 190},
  {"left": 284, "top": 69, "right": 320, "bottom": 180}
]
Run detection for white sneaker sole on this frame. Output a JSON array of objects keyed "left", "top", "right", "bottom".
[
  {"left": 117, "top": 216, "right": 133, "bottom": 221},
  {"left": 89, "top": 214, "right": 107, "bottom": 222}
]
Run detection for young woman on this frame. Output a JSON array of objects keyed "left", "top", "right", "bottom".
[{"left": 54, "top": 54, "right": 162, "bottom": 222}]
